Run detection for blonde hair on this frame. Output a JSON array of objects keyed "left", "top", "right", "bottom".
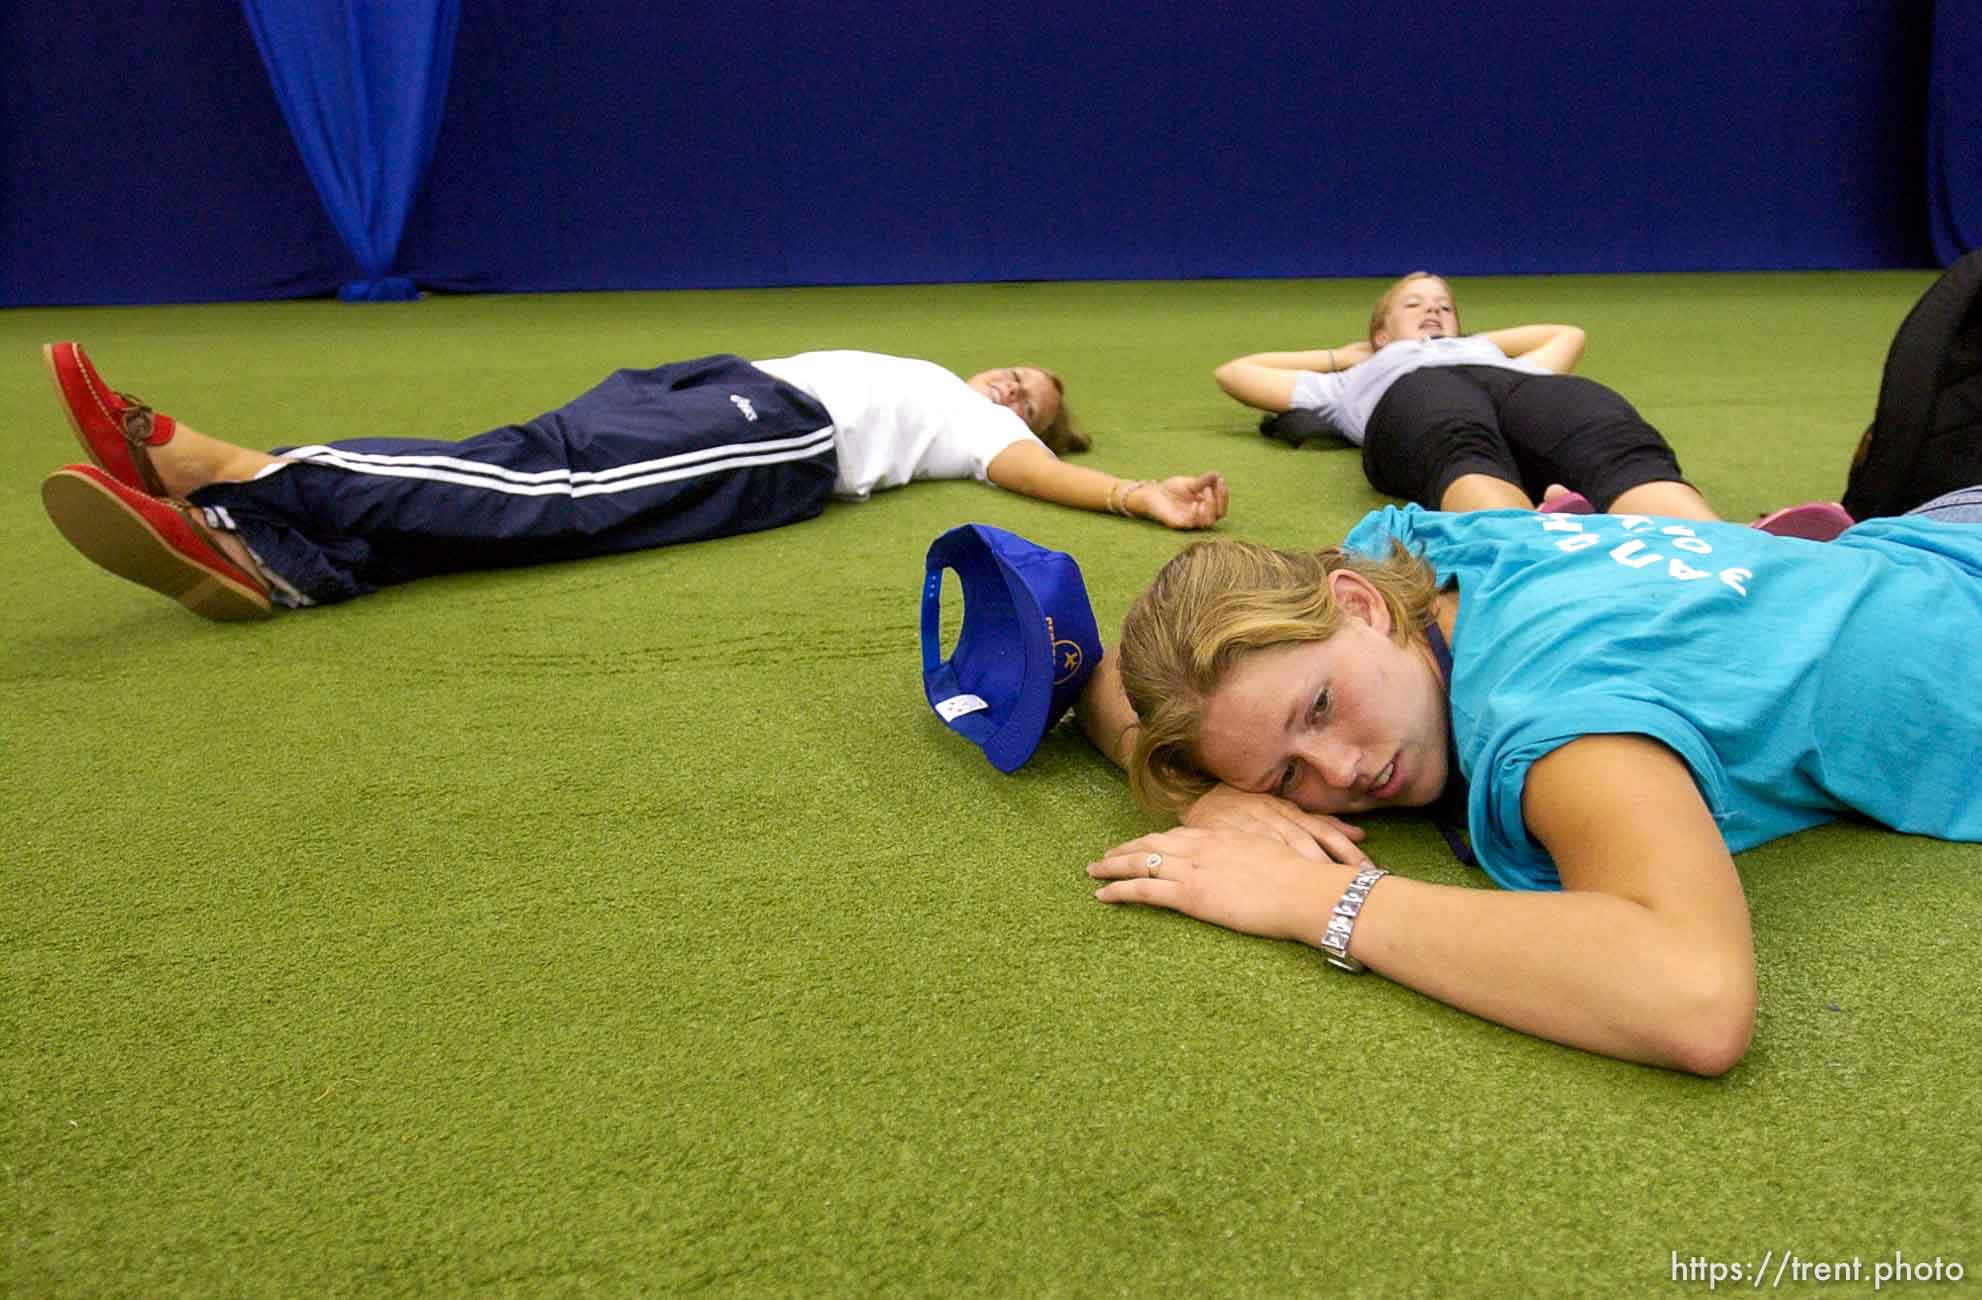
[
  {"left": 1118, "top": 537, "right": 1442, "bottom": 813},
  {"left": 1368, "top": 271, "right": 1461, "bottom": 343},
  {"left": 1030, "top": 366, "right": 1091, "bottom": 455}
]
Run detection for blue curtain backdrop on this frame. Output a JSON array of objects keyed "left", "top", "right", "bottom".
[
  {"left": 240, "top": 0, "right": 459, "bottom": 300},
  {"left": 1926, "top": 0, "right": 1980, "bottom": 263}
]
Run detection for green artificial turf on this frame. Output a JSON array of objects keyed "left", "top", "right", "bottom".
[{"left": 4, "top": 274, "right": 1977, "bottom": 1297}]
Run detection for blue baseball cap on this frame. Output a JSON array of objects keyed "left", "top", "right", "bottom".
[{"left": 921, "top": 523, "right": 1102, "bottom": 773}]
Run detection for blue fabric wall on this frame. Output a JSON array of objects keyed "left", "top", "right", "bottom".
[
  {"left": 2, "top": 1, "right": 1941, "bottom": 306},
  {"left": 1927, "top": 0, "right": 1981, "bottom": 264}
]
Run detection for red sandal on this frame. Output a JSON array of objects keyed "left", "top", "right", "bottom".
[
  {"left": 42, "top": 464, "right": 272, "bottom": 621},
  {"left": 43, "top": 342, "right": 178, "bottom": 497}
]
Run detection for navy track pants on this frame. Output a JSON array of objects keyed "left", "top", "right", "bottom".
[{"left": 190, "top": 355, "right": 837, "bottom": 605}]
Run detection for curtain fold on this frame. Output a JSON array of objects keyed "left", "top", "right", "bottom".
[
  {"left": 1926, "top": 0, "right": 1980, "bottom": 264},
  {"left": 241, "top": 0, "right": 459, "bottom": 300}
]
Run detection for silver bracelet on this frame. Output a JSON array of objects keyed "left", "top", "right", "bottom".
[{"left": 1320, "top": 866, "right": 1387, "bottom": 973}]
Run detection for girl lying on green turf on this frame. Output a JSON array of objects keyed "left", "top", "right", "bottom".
[
  {"left": 1212, "top": 271, "right": 1849, "bottom": 539},
  {"left": 1075, "top": 486, "right": 1982, "bottom": 1075},
  {"left": 39, "top": 343, "right": 1228, "bottom": 620}
]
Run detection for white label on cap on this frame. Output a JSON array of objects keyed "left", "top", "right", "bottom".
[{"left": 935, "top": 694, "right": 990, "bottom": 722}]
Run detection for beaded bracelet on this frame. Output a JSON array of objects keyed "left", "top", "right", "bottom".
[{"left": 1109, "top": 479, "right": 1147, "bottom": 517}]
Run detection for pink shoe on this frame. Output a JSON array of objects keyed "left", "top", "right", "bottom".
[
  {"left": 42, "top": 341, "right": 178, "bottom": 496},
  {"left": 1753, "top": 502, "right": 1854, "bottom": 541},
  {"left": 42, "top": 464, "right": 272, "bottom": 621},
  {"left": 1540, "top": 490, "right": 1593, "bottom": 514}
]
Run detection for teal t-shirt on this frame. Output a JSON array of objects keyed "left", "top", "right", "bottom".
[{"left": 1344, "top": 506, "right": 1982, "bottom": 890}]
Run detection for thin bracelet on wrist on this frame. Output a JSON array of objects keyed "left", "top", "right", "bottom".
[{"left": 1320, "top": 865, "right": 1387, "bottom": 972}]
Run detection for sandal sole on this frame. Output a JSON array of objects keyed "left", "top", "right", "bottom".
[{"left": 42, "top": 469, "right": 271, "bottom": 621}]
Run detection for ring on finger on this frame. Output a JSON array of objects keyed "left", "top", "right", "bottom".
[{"left": 1144, "top": 852, "right": 1164, "bottom": 878}]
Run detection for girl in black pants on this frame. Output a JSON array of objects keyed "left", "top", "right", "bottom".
[{"left": 1213, "top": 271, "right": 1848, "bottom": 537}]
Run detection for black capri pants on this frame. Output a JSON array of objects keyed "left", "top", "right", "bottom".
[{"left": 1361, "top": 364, "right": 1690, "bottom": 510}]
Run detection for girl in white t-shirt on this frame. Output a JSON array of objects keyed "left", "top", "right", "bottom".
[{"left": 40, "top": 343, "right": 1229, "bottom": 621}]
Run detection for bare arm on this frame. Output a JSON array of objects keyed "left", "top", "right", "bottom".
[
  {"left": 1478, "top": 324, "right": 1588, "bottom": 374},
  {"left": 984, "top": 439, "right": 1228, "bottom": 530},
  {"left": 1072, "top": 646, "right": 1140, "bottom": 769},
  {"left": 1090, "top": 734, "right": 1756, "bottom": 1075},
  {"left": 1212, "top": 342, "right": 1376, "bottom": 411}
]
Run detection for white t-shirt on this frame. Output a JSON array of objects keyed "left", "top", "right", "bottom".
[
  {"left": 1287, "top": 336, "right": 1553, "bottom": 445},
  {"left": 752, "top": 351, "right": 1043, "bottom": 500}
]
